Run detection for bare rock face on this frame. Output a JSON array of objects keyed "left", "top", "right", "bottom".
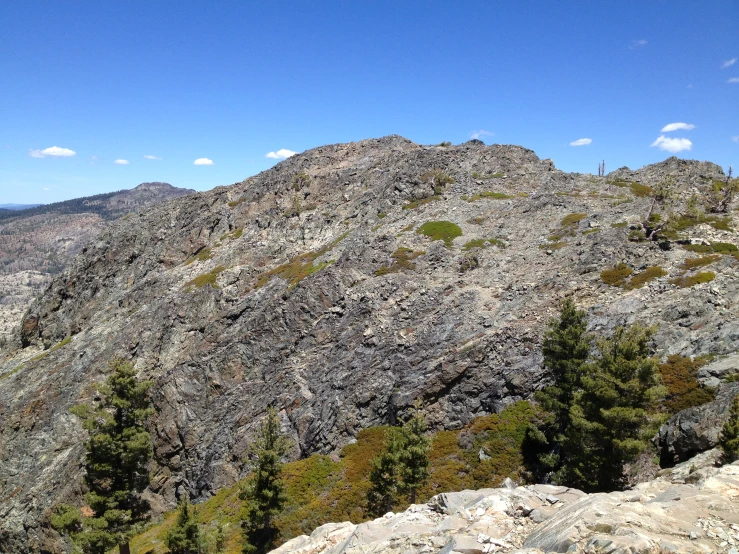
[
  {"left": 270, "top": 453, "right": 739, "bottom": 554},
  {"left": 0, "top": 137, "right": 737, "bottom": 552},
  {"left": 0, "top": 183, "right": 195, "bottom": 342},
  {"left": 657, "top": 382, "right": 739, "bottom": 466}
]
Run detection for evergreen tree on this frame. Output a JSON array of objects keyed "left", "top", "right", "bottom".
[
  {"left": 396, "top": 402, "right": 431, "bottom": 504},
  {"left": 366, "top": 429, "right": 402, "bottom": 517},
  {"left": 240, "top": 408, "right": 291, "bottom": 554},
  {"left": 165, "top": 497, "right": 201, "bottom": 554},
  {"left": 53, "top": 358, "right": 153, "bottom": 554},
  {"left": 719, "top": 394, "right": 739, "bottom": 463},
  {"left": 528, "top": 299, "right": 590, "bottom": 479},
  {"left": 367, "top": 402, "right": 430, "bottom": 516},
  {"left": 563, "top": 324, "right": 664, "bottom": 491}
]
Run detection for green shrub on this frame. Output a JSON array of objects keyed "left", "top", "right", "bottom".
[
  {"left": 681, "top": 255, "right": 720, "bottom": 271},
  {"left": 669, "top": 271, "right": 716, "bottom": 288},
  {"left": 630, "top": 182, "right": 654, "bottom": 197},
  {"left": 624, "top": 266, "right": 667, "bottom": 290},
  {"left": 539, "top": 241, "right": 567, "bottom": 250},
  {"left": 471, "top": 172, "right": 505, "bottom": 179},
  {"left": 377, "top": 212, "right": 387, "bottom": 219},
  {"left": 184, "top": 247, "right": 212, "bottom": 265},
  {"left": 711, "top": 242, "right": 738, "bottom": 254},
  {"left": 561, "top": 213, "right": 587, "bottom": 227},
  {"left": 462, "top": 238, "right": 505, "bottom": 251},
  {"left": 292, "top": 172, "right": 311, "bottom": 191},
  {"left": 375, "top": 247, "right": 425, "bottom": 276},
  {"left": 416, "top": 221, "right": 463, "bottom": 247},
  {"left": 582, "top": 228, "right": 600, "bottom": 235},
  {"left": 660, "top": 355, "right": 716, "bottom": 414},
  {"left": 185, "top": 266, "right": 226, "bottom": 291},
  {"left": 402, "top": 196, "right": 441, "bottom": 210},
  {"left": 462, "top": 191, "right": 514, "bottom": 202},
  {"left": 420, "top": 170, "right": 455, "bottom": 194},
  {"left": 600, "top": 263, "right": 632, "bottom": 287}
]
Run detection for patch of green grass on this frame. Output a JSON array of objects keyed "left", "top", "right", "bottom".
[
  {"left": 4, "top": 337, "right": 73, "bottom": 379},
  {"left": 399, "top": 223, "right": 415, "bottom": 233},
  {"left": 669, "top": 271, "right": 716, "bottom": 288},
  {"left": 420, "top": 170, "right": 455, "bottom": 194},
  {"left": 185, "top": 266, "right": 226, "bottom": 291},
  {"left": 539, "top": 241, "right": 567, "bottom": 250},
  {"left": 582, "top": 228, "right": 600, "bottom": 235},
  {"left": 416, "top": 221, "right": 463, "bottom": 247},
  {"left": 607, "top": 178, "right": 631, "bottom": 188},
  {"left": 402, "top": 195, "right": 441, "bottom": 210},
  {"left": 600, "top": 263, "right": 632, "bottom": 287},
  {"left": 683, "top": 242, "right": 737, "bottom": 255},
  {"left": 468, "top": 216, "right": 486, "bottom": 225},
  {"left": 228, "top": 198, "right": 245, "bottom": 208},
  {"left": 629, "top": 182, "right": 654, "bottom": 197},
  {"left": 185, "top": 247, "right": 213, "bottom": 265},
  {"left": 624, "top": 266, "right": 667, "bottom": 290},
  {"left": 708, "top": 217, "right": 733, "bottom": 231},
  {"left": 375, "top": 247, "right": 425, "bottom": 276},
  {"left": 610, "top": 222, "right": 628, "bottom": 228},
  {"left": 462, "top": 191, "right": 514, "bottom": 202},
  {"left": 462, "top": 238, "right": 505, "bottom": 251},
  {"left": 254, "top": 233, "right": 348, "bottom": 289},
  {"left": 221, "top": 228, "right": 243, "bottom": 241},
  {"left": 561, "top": 213, "right": 587, "bottom": 227},
  {"left": 377, "top": 212, "right": 387, "bottom": 219}
]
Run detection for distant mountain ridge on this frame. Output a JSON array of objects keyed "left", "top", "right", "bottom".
[
  {"left": 0, "top": 182, "right": 196, "bottom": 342},
  {"left": 0, "top": 182, "right": 195, "bottom": 222},
  {"left": 0, "top": 204, "right": 43, "bottom": 211}
]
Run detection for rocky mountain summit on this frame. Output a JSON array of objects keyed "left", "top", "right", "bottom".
[
  {"left": 0, "top": 182, "right": 195, "bottom": 342},
  {"left": 270, "top": 450, "right": 739, "bottom": 554},
  {"left": 0, "top": 136, "right": 737, "bottom": 552}
]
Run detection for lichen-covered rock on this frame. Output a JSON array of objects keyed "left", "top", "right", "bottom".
[{"left": 0, "top": 136, "right": 736, "bottom": 552}]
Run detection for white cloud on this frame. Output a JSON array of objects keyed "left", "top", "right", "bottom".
[
  {"left": 470, "top": 130, "right": 493, "bottom": 140},
  {"left": 265, "top": 149, "right": 297, "bottom": 160},
  {"left": 569, "top": 138, "right": 592, "bottom": 146},
  {"left": 733, "top": 136, "right": 739, "bottom": 143},
  {"left": 630, "top": 39, "right": 648, "bottom": 49},
  {"left": 650, "top": 135, "right": 692, "bottom": 153},
  {"left": 143, "top": 154, "right": 161, "bottom": 160},
  {"left": 114, "top": 159, "right": 130, "bottom": 165},
  {"left": 194, "top": 157, "right": 214, "bottom": 165},
  {"left": 28, "top": 146, "right": 76, "bottom": 158},
  {"left": 43, "top": 187, "right": 50, "bottom": 191},
  {"left": 723, "top": 58, "right": 737, "bottom": 68},
  {"left": 729, "top": 77, "right": 739, "bottom": 83},
  {"left": 660, "top": 122, "right": 695, "bottom": 132}
]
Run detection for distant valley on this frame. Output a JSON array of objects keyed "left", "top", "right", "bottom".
[{"left": 0, "top": 182, "right": 195, "bottom": 342}]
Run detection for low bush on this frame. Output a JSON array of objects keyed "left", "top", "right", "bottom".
[
  {"left": 420, "top": 170, "right": 454, "bottom": 194},
  {"left": 471, "top": 172, "right": 505, "bottom": 179},
  {"left": 462, "top": 191, "right": 513, "bottom": 202},
  {"left": 375, "top": 247, "right": 425, "bottom": 276},
  {"left": 660, "top": 355, "right": 716, "bottom": 414},
  {"left": 624, "top": 266, "right": 667, "bottom": 290},
  {"left": 416, "top": 221, "right": 462, "bottom": 247},
  {"left": 462, "top": 238, "right": 505, "bottom": 251},
  {"left": 630, "top": 182, "right": 654, "bottom": 197},
  {"left": 185, "top": 266, "right": 226, "bottom": 291},
  {"left": 680, "top": 255, "right": 720, "bottom": 271},
  {"left": 669, "top": 271, "right": 716, "bottom": 288},
  {"left": 600, "top": 263, "right": 632, "bottom": 287},
  {"left": 185, "top": 247, "right": 212, "bottom": 265},
  {"left": 402, "top": 196, "right": 441, "bottom": 210}
]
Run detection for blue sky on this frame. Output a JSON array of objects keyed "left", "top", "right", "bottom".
[{"left": 1, "top": 1, "right": 737, "bottom": 204}]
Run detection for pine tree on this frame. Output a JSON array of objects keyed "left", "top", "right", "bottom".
[
  {"left": 366, "top": 429, "right": 402, "bottom": 517},
  {"left": 396, "top": 402, "right": 430, "bottom": 504},
  {"left": 563, "top": 324, "right": 664, "bottom": 491},
  {"left": 529, "top": 299, "right": 590, "bottom": 479},
  {"left": 367, "top": 402, "right": 430, "bottom": 516},
  {"left": 719, "top": 394, "right": 739, "bottom": 463},
  {"left": 53, "top": 358, "right": 153, "bottom": 554},
  {"left": 240, "top": 408, "right": 291, "bottom": 554},
  {"left": 165, "top": 497, "right": 201, "bottom": 554}
]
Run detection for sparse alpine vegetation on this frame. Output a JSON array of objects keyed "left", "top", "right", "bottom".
[{"left": 416, "top": 220, "right": 462, "bottom": 247}]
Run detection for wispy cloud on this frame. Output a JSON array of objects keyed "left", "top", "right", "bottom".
[
  {"left": 194, "top": 157, "right": 214, "bottom": 165},
  {"left": 570, "top": 138, "right": 592, "bottom": 146},
  {"left": 661, "top": 122, "right": 695, "bottom": 132},
  {"left": 729, "top": 77, "right": 739, "bottom": 83},
  {"left": 733, "top": 136, "right": 739, "bottom": 143},
  {"left": 470, "top": 130, "right": 493, "bottom": 140},
  {"left": 43, "top": 187, "right": 50, "bottom": 191},
  {"left": 650, "top": 135, "right": 692, "bottom": 153},
  {"left": 723, "top": 57, "right": 737, "bottom": 68},
  {"left": 114, "top": 159, "right": 130, "bottom": 165},
  {"left": 143, "top": 154, "right": 161, "bottom": 160},
  {"left": 265, "top": 149, "right": 297, "bottom": 160},
  {"left": 28, "top": 146, "right": 76, "bottom": 158},
  {"left": 629, "top": 39, "right": 648, "bottom": 49}
]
